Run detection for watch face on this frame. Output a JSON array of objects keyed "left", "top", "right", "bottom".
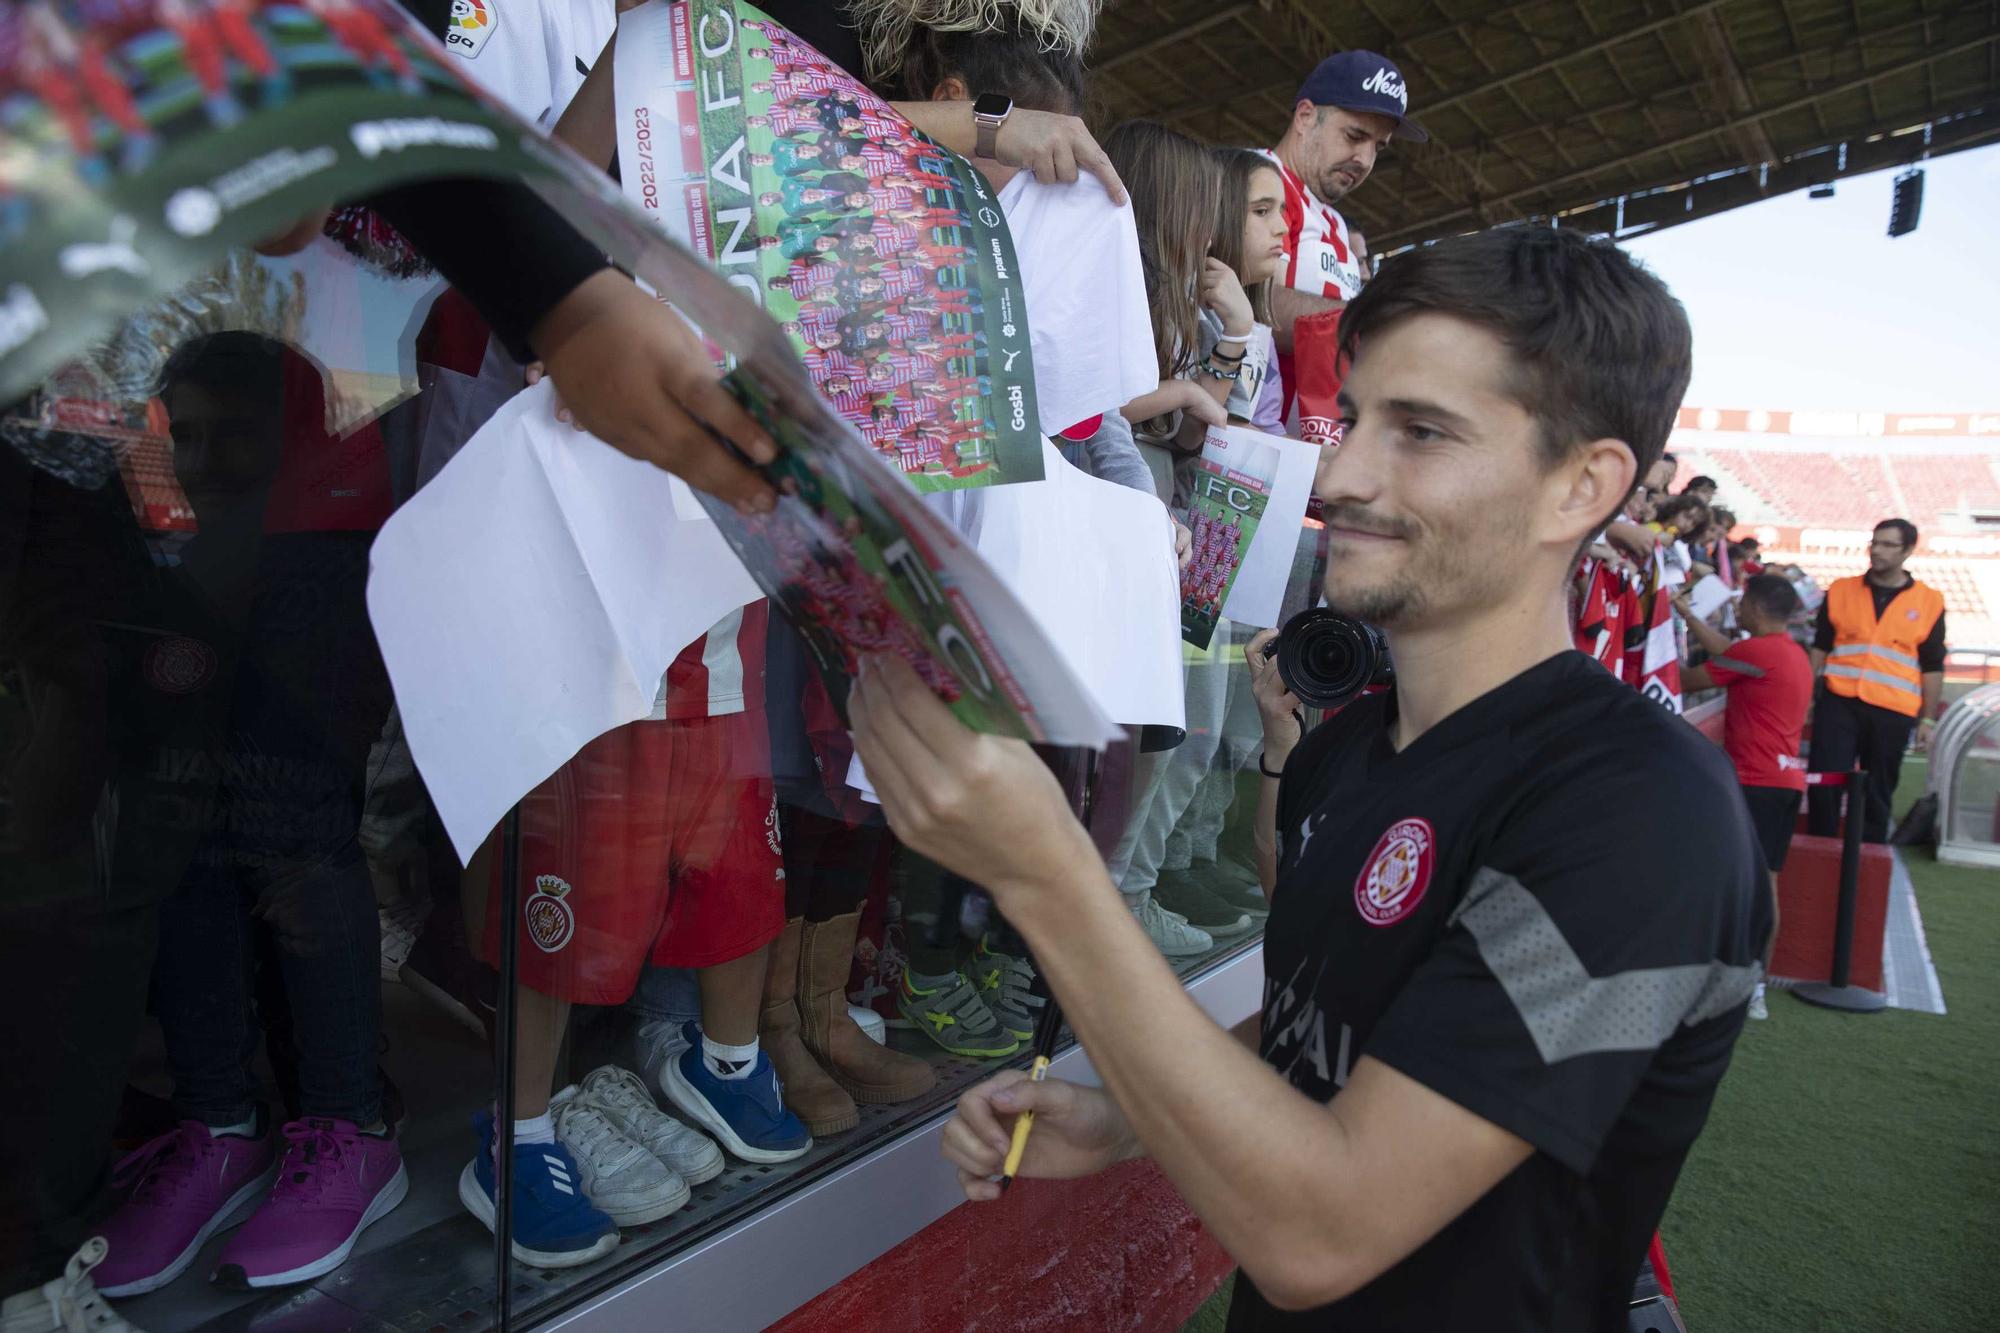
[{"left": 973, "top": 93, "right": 1013, "bottom": 120}]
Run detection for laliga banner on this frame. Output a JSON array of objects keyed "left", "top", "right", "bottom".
[{"left": 614, "top": 0, "right": 1044, "bottom": 492}]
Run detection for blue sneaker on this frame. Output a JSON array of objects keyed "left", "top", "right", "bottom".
[
  {"left": 456, "top": 1113, "right": 619, "bottom": 1268},
  {"left": 660, "top": 1023, "right": 812, "bottom": 1164}
]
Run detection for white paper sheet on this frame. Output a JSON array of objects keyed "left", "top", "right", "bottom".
[
  {"left": 1685, "top": 572, "right": 1736, "bottom": 622},
  {"left": 942, "top": 441, "right": 1185, "bottom": 731},
  {"left": 366, "top": 382, "right": 761, "bottom": 859}
]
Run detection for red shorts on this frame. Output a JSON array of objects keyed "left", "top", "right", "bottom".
[{"left": 483, "top": 710, "right": 785, "bottom": 1004}]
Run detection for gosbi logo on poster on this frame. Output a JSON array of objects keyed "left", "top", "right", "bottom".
[
  {"left": 446, "top": 0, "right": 494, "bottom": 58},
  {"left": 1353, "top": 817, "right": 1435, "bottom": 926},
  {"left": 525, "top": 874, "right": 576, "bottom": 952}
]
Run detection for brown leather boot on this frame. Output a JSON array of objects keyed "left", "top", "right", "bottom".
[
  {"left": 800, "top": 911, "right": 937, "bottom": 1105},
  {"left": 760, "top": 918, "right": 857, "bottom": 1136}
]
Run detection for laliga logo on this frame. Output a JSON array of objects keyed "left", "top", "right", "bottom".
[
  {"left": 1361, "top": 66, "right": 1408, "bottom": 110},
  {"left": 446, "top": 0, "right": 495, "bottom": 58}
]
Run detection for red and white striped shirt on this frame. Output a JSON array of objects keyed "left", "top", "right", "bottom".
[
  {"left": 1257, "top": 149, "right": 1365, "bottom": 303},
  {"left": 654, "top": 602, "right": 769, "bottom": 722}
]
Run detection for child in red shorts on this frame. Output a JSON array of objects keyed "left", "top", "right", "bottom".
[{"left": 464, "top": 607, "right": 810, "bottom": 1268}]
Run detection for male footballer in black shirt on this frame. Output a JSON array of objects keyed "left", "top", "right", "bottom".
[{"left": 850, "top": 226, "right": 1772, "bottom": 1331}]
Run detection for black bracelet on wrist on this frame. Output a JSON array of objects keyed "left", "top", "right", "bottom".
[{"left": 1259, "top": 752, "right": 1286, "bottom": 779}]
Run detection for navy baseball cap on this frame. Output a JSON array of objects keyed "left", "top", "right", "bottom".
[{"left": 1297, "top": 51, "right": 1429, "bottom": 143}]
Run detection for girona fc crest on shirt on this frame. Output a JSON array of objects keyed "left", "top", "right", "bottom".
[
  {"left": 524, "top": 874, "right": 575, "bottom": 952},
  {"left": 1354, "top": 818, "right": 1435, "bottom": 927}
]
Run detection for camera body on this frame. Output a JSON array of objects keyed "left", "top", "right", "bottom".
[{"left": 1263, "top": 607, "right": 1393, "bottom": 711}]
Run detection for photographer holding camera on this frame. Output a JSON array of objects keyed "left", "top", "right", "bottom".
[{"left": 849, "top": 226, "right": 1771, "bottom": 1331}]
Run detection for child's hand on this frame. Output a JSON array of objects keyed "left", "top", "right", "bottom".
[{"left": 1199, "top": 258, "right": 1255, "bottom": 339}]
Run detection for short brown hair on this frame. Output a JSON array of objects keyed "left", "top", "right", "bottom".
[{"left": 1339, "top": 227, "right": 1692, "bottom": 516}]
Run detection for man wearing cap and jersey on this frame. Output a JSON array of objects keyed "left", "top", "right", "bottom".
[{"left": 1258, "top": 51, "right": 1426, "bottom": 424}]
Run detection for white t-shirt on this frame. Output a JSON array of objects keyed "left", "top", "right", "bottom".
[
  {"left": 443, "top": 0, "right": 612, "bottom": 128},
  {"left": 997, "top": 172, "right": 1160, "bottom": 435}
]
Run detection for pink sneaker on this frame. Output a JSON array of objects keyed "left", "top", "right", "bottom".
[
  {"left": 211, "top": 1118, "right": 408, "bottom": 1290},
  {"left": 95, "top": 1119, "right": 278, "bottom": 1297}
]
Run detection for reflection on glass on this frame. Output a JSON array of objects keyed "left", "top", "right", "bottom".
[{"left": 1, "top": 221, "right": 1311, "bottom": 1330}]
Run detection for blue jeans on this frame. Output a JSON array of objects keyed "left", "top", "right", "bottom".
[
  {"left": 152, "top": 840, "right": 383, "bottom": 1129},
  {"left": 627, "top": 966, "right": 699, "bottom": 1029}
]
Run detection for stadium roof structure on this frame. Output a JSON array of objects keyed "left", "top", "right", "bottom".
[{"left": 1089, "top": 0, "right": 2000, "bottom": 248}]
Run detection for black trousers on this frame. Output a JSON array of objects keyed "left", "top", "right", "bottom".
[{"left": 1807, "top": 690, "right": 1915, "bottom": 843}]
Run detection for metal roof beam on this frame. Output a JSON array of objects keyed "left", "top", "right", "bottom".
[
  {"left": 1692, "top": 8, "right": 1779, "bottom": 168},
  {"left": 1390, "top": 28, "right": 2000, "bottom": 237},
  {"left": 1150, "top": 0, "right": 1735, "bottom": 124},
  {"left": 1094, "top": 3, "right": 1258, "bottom": 74}
]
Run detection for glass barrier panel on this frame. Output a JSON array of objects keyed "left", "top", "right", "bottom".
[{"left": 0, "top": 231, "right": 518, "bottom": 1329}]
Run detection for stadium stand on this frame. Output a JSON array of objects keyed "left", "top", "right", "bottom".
[{"left": 1674, "top": 447, "right": 2000, "bottom": 531}]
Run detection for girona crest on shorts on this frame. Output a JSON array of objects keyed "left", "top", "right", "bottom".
[
  {"left": 1353, "top": 818, "right": 1435, "bottom": 927},
  {"left": 524, "top": 873, "right": 575, "bottom": 952}
]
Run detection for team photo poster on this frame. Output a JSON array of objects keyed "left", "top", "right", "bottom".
[{"left": 613, "top": 0, "right": 1044, "bottom": 492}]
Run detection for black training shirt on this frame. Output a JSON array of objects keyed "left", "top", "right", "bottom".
[{"left": 1227, "top": 651, "right": 1770, "bottom": 1333}]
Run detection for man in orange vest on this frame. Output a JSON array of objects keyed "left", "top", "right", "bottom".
[{"left": 1808, "top": 518, "right": 1947, "bottom": 841}]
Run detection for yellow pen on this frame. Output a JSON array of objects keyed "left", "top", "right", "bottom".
[{"left": 998, "top": 1054, "right": 1051, "bottom": 1190}]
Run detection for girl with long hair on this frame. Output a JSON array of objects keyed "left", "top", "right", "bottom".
[
  {"left": 1108, "top": 124, "right": 1274, "bottom": 463},
  {"left": 1210, "top": 147, "right": 1291, "bottom": 433}
]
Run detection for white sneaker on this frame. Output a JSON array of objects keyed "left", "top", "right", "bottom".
[
  {"left": 1130, "top": 890, "right": 1214, "bottom": 958},
  {"left": 848, "top": 1005, "right": 886, "bottom": 1045},
  {"left": 377, "top": 896, "right": 426, "bottom": 982},
  {"left": 548, "top": 1093, "right": 689, "bottom": 1226},
  {"left": 573, "top": 1065, "right": 725, "bottom": 1187},
  {"left": 0, "top": 1238, "right": 142, "bottom": 1333},
  {"left": 633, "top": 1020, "right": 692, "bottom": 1098},
  {"left": 1748, "top": 984, "right": 1769, "bottom": 1021}
]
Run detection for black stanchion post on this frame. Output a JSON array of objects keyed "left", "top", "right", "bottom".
[
  {"left": 493, "top": 805, "right": 522, "bottom": 1323},
  {"left": 1793, "top": 768, "right": 1887, "bottom": 1013}
]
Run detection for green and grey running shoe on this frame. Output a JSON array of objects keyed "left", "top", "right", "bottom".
[
  {"left": 969, "top": 937, "right": 1044, "bottom": 1041},
  {"left": 896, "top": 969, "right": 1020, "bottom": 1059}
]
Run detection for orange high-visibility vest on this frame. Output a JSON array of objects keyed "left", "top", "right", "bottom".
[{"left": 1823, "top": 575, "right": 1944, "bottom": 717}]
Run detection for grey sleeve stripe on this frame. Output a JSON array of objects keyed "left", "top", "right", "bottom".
[
  {"left": 1449, "top": 869, "right": 1761, "bottom": 1065},
  {"left": 1709, "top": 655, "right": 1766, "bottom": 678}
]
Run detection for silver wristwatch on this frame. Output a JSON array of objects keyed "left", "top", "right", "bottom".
[{"left": 972, "top": 93, "right": 1012, "bottom": 161}]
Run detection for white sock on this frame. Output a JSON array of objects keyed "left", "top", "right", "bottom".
[
  {"left": 514, "top": 1111, "right": 555, "bottom": 1145},
  {"left": 1754, "top": 982, "right": 1767, "bottom": 1001},
  {"left": 701, "top": 1033, "right": 760, "bottom": 1081},
  {"left": 208, "top": 1114, "right": 256, "bottom": 1139}
]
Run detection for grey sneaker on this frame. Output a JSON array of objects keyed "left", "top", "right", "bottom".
[
  {"left": 549, "top": 1093, "right": 688, "bottom": 1226},
  {"left": 1194, "top": 859, "right": 1271, "bottom": 920},
  {"left": 573, "top": 1065, "right": 725, "bottom": 1187},
  {"left": 896, "top": 970, "right": 1020, "bottom": 1059},
  {"left": 1131, "top": 890, "right": 1215, "bottom": 957},
  {"left": 968, "top": 938, "right": 1044, "bottom": 1041},
  {"left": 1153, "top": 872, "right": 1254, "bottom": 938}
]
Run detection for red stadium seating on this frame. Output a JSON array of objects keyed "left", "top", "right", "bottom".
[{"left": 1678, "top": 449, "right": 2000, "bottom": 530}]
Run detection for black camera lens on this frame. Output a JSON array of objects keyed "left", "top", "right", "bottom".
[{"left": 1266, "top": 607, "right": 1392, "bottom": 711}]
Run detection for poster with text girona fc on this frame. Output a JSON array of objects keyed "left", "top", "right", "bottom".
[
  {"left": 1180, "top": 430, "right": 1279, "bottom": 649},
  {"left": 613, "top": 0, "right": 1043, "bottom": 491}
]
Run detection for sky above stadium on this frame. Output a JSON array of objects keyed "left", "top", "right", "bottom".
[{"left": 1625, "top": 141, "right": 2000, "bottom": 414}]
